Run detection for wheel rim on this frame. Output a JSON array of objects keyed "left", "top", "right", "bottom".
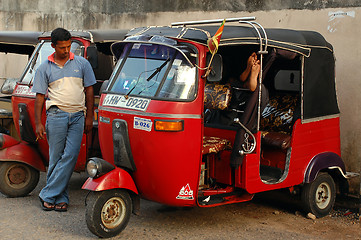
[
  {"left": 5, "top": 163, "right": 31, "bottom": 189},
  {"left": 101, "top": 196, "right": 127, "bottom": 229},
  {"left": 315, "top": 182, "right": 331, "bottom": 209}
]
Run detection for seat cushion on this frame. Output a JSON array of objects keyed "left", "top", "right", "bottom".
[
  {"left": 261, "top": 131, "right": 291, "bottom": 150},
  {"left": 202, "top": 136, "right": 231, "bottom": 155},
  {"left": 204, "top": 84, "right": 232, "bottom": 110}
]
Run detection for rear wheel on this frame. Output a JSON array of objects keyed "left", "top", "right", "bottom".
[
  {"left": 301, "top": 172, "right": 336, "bottom": 218},
  {"left": 86, "top": 189, "right": 132, "bottom": 238},
  {"left": 0, "top": 161, "right": 40, "bottom": 197}
]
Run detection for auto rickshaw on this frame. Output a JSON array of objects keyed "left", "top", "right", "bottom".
[
  {"left": 0, "top": 29, "right": 128, "bottom": 197},
  {"left": 0, "top": 31, "right": 41, "bottom": 138},
  {"left": 82, "top": 17, "right": 358, "bottom": 238}
]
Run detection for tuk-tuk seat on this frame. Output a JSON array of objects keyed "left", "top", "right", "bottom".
[
  {"left": 203, "top": 84, "right": 232, "bottom": 155},
  {"left": 204, "top": 83, "right": 232, "bottom": 111},
  {"left": 261, "top": 131, "right": 291, "bottom": 150},
  {"left": 260, "top": 93, "right": 299, "bottom": 149},
  {"left": 202, "top": 136, "right": 231, "bottom": 155}
]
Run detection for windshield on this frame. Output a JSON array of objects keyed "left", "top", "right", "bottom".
[
  {"left": 108, "top": 43, "right": 197, "bottom": 100},
  {"left": 21, "top": 41, "right": 82, "bottom": 85}
]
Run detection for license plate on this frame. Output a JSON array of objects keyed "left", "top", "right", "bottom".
[{"left": 103, "top": 94, "right": 150, "bottom": 111}]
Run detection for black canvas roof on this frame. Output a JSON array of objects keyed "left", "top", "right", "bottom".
[
  {"left": 0, "top": 31, "right": 41, "bottom": 55},
  {"left": 126, "top": 25, "right": 333, "bottom": 57},
  {"left": 125, "top": 25, "right": 338, "bottom": 120},
  {"left": 39, "top": 29, "right": 129, "bottom": 43},
  {"left": 0, "top": 29, "right": 128, "bottom": 55}
]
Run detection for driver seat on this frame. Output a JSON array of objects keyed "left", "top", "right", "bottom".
[{"left": 203, "top": 84, "right": 232, "bottom": 155}]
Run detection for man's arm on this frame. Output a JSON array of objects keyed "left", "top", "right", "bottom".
[
  {"left": 84, "top": 85, "right": 94, "bottom": 134},
  {"left": 35, "top": 93, "right": 46, "bottom": 139}
]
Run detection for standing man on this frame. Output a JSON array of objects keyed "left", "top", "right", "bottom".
[{"left": 33, "top": 28, "right": 96, "bottom": 211}]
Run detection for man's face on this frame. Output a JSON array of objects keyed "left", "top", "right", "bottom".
[{"left": 52, "top": 40, "right": 71, "bottom": 60}]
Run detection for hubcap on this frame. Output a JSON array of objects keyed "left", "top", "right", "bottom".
[
  {"left": 5, "top": 164, "right": 31, "bottom": 189},
  {"left": 101, "top": 197, "right": 126, "bottom": 229},
  {"left": 315, "top": 182, "right": 331, "bottom": 209}
]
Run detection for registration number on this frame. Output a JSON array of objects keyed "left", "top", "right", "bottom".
[{"left": 103, "top": 94, "right": 150, "bottom": 111}]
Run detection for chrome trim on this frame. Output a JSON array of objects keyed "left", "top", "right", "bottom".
[
  {"left": 301, "top": 114, "right": 340, "bottom": 124},
  {"left": 99, "top": 105, "right": 201, "bottom": 119},
  {"left": 327, "top": 166, "right": 348, "bottom": 179},
  {"left": 171, "top": 17, "right": 256, "bottom": 26}
]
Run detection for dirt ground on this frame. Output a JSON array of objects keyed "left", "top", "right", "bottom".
[{"left": 0, "top": 172, "right": 360, "bottom": 240}]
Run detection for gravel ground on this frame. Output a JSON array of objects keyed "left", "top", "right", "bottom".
[{"left": 0, "top": 172, "right": 360, "bottom": 240}]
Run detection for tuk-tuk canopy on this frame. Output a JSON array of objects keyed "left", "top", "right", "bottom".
[
  {"left": 0, "top": 31, "right": 41, "bottom": 55},
  {"left": 126, "top": 25, "right": 339, "bottom": 120},
  {"left": 0, "top": 29, "right": 129, "bottom": 56},
  {"left": 39, "top": 29, "right": 129, "bottom": 43}
]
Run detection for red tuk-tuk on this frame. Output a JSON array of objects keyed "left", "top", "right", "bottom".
[
  {"left": 0, "top": 29, "right": 128, "bottom": 197},
  {"left": 82, "top": 17, "right": 358, "bottom": 238}
]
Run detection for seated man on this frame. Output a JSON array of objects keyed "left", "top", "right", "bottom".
[
  {"left": 230, "top": 52, "right": 260, "bottom": 92},
  {"left": 205, "top": 52, "right": 265, "bottom": 127}
]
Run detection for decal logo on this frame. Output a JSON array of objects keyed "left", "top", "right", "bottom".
[
  {"left": 176, "top": 184, "right": 194, "bottom": 200},
  {"left": 103, "top": 94, "right": 150, "bottom": 111},
  {"left": 134, "top": 117, "right": 152, "bottom": 132}
]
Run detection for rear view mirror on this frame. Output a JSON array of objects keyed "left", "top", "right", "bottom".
[
  {"left": 206, "top": 54, "right": 223, "bottom": 82},
  {"left": 99, "top": 80, "right": 109, "bottom": 95},
  {"left": 1, "top": 78, "right": 18, "bottom": 95},
  {"left": 87, "top": 46, "right": 98, "bottom": 69}
]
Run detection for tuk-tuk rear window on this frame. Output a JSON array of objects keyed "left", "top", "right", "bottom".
[{"left": 108, "top": 43, "right": 197, "bottom": 101}]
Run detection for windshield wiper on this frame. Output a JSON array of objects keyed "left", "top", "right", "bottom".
[
  {"left": 125, "top": 58, "right": 170, "bottom": 97},
  {"left": 146, "top": 58, "right": 170, "bottom": 81}
]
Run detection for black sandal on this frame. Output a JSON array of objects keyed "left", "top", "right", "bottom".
[
  {"left": 55, "top": 202, "right": 68, "bottom": 212},
  {"left": 39, "top": 197, "right": 54, "bottom": 211}
]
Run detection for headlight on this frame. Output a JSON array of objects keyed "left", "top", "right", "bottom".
[
  {"left": 86, "top": 159, "right": 98, "bottom": 178},
  {"left": 86, "top": 157, "right": 115, "bottom": 178}
]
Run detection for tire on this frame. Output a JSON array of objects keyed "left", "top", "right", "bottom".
[
  {"left": 0, "top": 162, "right": 40, "bottom": 197},
  {"left": 301, "top": 172, "right": 336, "bottom": 218},
  {"left": 85, "top": 189, "right": 132, "bottom": 238}
]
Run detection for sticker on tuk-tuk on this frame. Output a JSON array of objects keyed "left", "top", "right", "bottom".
[
  {"left": 103, "top": 94, "right": 150, "bottom": 111},
  {"left": 134, "top": 117, "right": 152, "bottom": 132},
  {"left": 176, "top": 184, "right": 194, "bottom": 200}
]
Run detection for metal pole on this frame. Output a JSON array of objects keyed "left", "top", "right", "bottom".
[{"left": 171, "top": 17, "right": 256, "bottom": 27}]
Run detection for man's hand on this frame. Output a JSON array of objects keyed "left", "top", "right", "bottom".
[
  {"left": 34, "top": 93, "right": 46, "bottom": 140},
  {"left": 84, "top": 85, "right": 94, "bottom": 134},
  {"left": 84, "top": 116, "right": 93, "bottom": 134}
]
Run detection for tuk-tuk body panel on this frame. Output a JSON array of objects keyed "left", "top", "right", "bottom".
[
  {"left": 11, "top": 84, "right": 88, "bottom": 171},
  {"left": 240, "top": 117, "right": 341, "bottom": 194},
  {"left": 98, "top": 94, "right": 204, "bottom": 206}
]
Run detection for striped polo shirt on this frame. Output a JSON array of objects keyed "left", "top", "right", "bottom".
[{"left": 32, "top": 52, "right": 96, "bottom": 113}]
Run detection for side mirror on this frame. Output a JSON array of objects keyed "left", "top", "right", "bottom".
[
  {"left": 206, "top": 54, "right": 223, "bottom": 82},
  {"left": 1, "top": 78, "right": 18, "bottom": 95},
  {"left": 87, "top": 46, "right": 98, "bottom": 69},
  {"left": 99, "top": 80, "right": 109, "bottom": 95}
]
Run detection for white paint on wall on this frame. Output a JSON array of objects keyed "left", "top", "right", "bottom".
[{"left": 328, "top": 10, "right": 355, "bottom": 33}]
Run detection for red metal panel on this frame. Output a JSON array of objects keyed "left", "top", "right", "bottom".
[
  {"left": 0, "top": 142, "right": 46, "bottom": 171},
  {"left": 238, "top": 117, "right": 341, "bottom": 194},
  {"left": 82, "top": 168, "right": 138, "bottom": 194}
]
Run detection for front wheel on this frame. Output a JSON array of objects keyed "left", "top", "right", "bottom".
[
  {"left": 301, "top": 172, "right": 336, "bottom": 218},
  {"left": 0, "top": 161, "right": 40, "bottom": 197},
  {"left": 86, "top": 189, "right": 132, "bottom": 238}
]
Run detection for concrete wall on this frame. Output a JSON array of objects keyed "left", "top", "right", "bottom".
[{"left": 0, "top": 1, "right": 360, "bottom": 192}]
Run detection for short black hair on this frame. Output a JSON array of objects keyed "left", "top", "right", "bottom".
[{"left": 51, "top": 28, "right": 71, "bottom": 45}]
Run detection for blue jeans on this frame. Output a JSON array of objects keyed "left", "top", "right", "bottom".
[{"left": 39, "top": 106, "right": 84, "bottom": 205}]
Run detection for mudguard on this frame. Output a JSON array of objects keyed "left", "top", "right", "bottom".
[
  {"left": 0, "top": 133, "right": 20, "bottom": 149},
  {"left": 0, "top": 140, "right": 46, "bottom": 171},
  {"left": 82, "top": 167, "right": 138, "bottom": 194},
  {"left": 304, "top": 152, "right": 346, "bottom": 183}
]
